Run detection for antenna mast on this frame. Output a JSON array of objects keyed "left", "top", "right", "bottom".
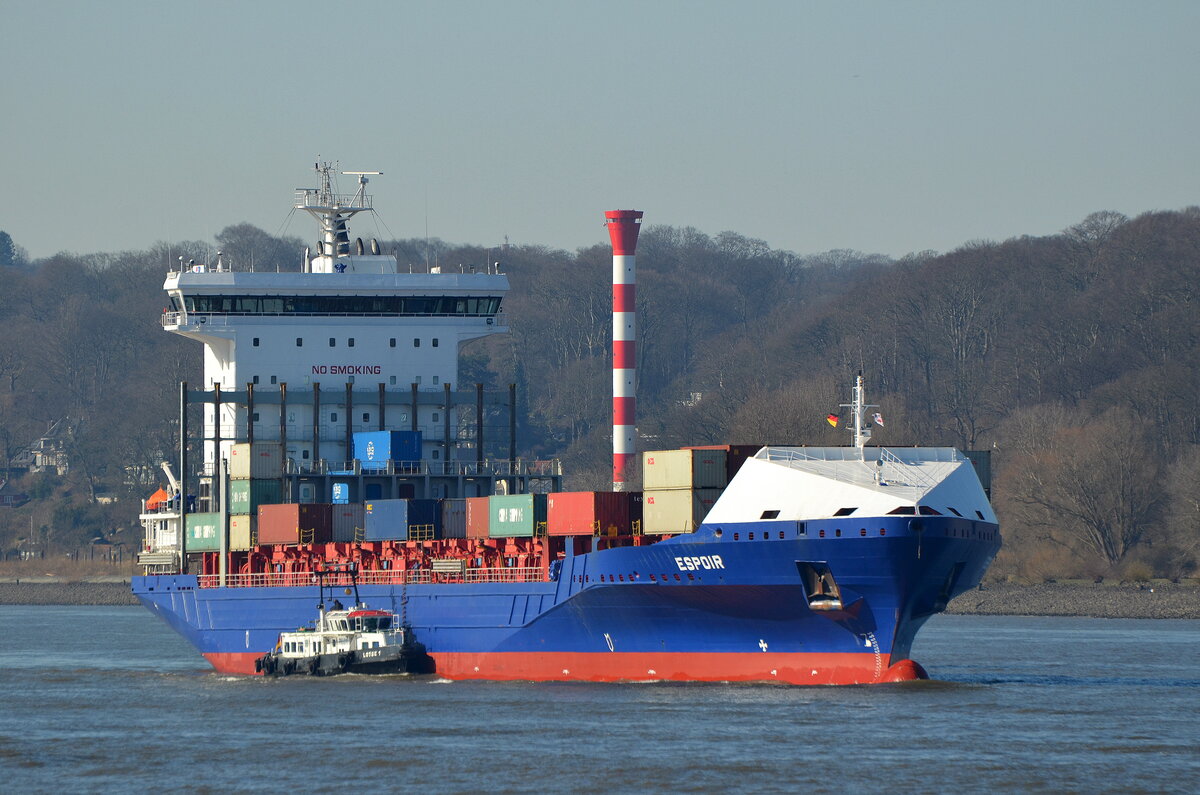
[{"left": 840, "top": 373, "right": 879, "bottom": 456}]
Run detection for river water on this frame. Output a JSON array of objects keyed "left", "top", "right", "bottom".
[{"left": 0, "top": 607, "right": 1196, "bottom": 793}]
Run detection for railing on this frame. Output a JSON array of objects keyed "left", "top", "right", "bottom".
[
  {"left": 295, "top": 190, "right": 372, "bottom": 210},
  {"left": 286, "top": 457, "right": 562, "bottom": 477},
  {"left": 762, "top": 446, "right": 961, "bottom": 490},
  {"left": 197, "top": 565, "right": 546, "bottom": 589}
]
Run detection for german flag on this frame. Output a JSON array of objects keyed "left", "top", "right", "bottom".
[{"left": 826, "top": 414, "right": 840, "bottom": 428}]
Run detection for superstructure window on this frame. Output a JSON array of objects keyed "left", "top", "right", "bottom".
[
  {"left": 253, "top": 337, "right": 260, "bottom": 346},
  {"left": 760, "top": 510, "right": 780, "bottom": 519},
  {"left": 833, "top": 507, "right": 857, "bottom": 517},
  {"left": 390, "top": 338, "right": 396, "bottom": 347},
  {"left": 887, "top": 506, "right": 916, "bottom": 515},
  {"left": 182, "top": 294, "right": 502, "bottom": 316},
  {"left": 348, "top": 338, "right": 355, "bottom": 347},
  {"left": 296, "top": 338, "right": 303, "bottom": 347},
  {"left": 329, "top": 338, "right": 336, "bottom": 347},
  {"left": 414, "top": 338, "right": 420, "bottom": 348},
  {"left": 432, "top": 338, "right": 439, "bottom": 347},
  {"left": 362, "top": 413, "right": 370, "bottom": 422}
]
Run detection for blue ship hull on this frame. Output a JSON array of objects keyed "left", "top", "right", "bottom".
[{"left": 134, "top": 517, "right": 999, "bottom": 684}]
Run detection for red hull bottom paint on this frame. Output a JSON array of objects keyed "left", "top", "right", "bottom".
[{"left": 205, "top": 651, "right": 928, "bottom": 685}]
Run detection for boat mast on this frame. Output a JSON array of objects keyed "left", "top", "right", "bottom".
[
  {"left": 840, "top": 373, "right": 878, "bottom": 458},
  {"left": 296, "top": 162, "right": 380, "bottom": 271}
]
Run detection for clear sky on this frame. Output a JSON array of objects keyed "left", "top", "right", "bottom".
[{"left": 2, "top": 0, "right": 1197, "bottom": 261}]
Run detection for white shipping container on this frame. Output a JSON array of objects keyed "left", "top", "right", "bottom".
[{"left": 229, "top": 442, "right": 284, "bottom": 480}]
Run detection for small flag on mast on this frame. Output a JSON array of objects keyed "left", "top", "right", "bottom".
[
  {"left": 826, "top": 414, "right": 840, "bottom": 428},
  {"left": 872, "top": 412, "right": 884, "bottom": 427}
]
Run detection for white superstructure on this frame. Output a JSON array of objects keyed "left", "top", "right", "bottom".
[
  {"left": 705, "top": 375, "right": 996, "bottom": 525},
  {"left": 161, "top": 163, "right": 509, "bottom": 470}
]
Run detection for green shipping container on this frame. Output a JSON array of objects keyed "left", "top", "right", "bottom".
[
  {"left": 228, "top": 479, "right": 282, "bottom": 515},
  {"left": 642, "top": 489, "right": 723, "bottom": 535},
  {"left": 488, "top": 494, "right": 547, "bottom": 538},
  {"left": 184, "top": 512, "right": 223, "bottom": 551},
  {"left": 642, "top": 449, "right": 729, "bottom": 490}
]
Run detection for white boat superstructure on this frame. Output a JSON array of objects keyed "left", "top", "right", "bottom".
[{"left": 159, "top": 162, "right": 510, "bottom": 469}]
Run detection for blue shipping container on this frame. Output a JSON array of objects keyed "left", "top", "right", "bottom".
[
  {"left": 363, "top": 498, "right": 441, "bottom": 541},
  {"left": 332, "top": 482, "right": 350, "bottom": 504},
  {"left": 354, "top": 431, "right": 422, "bottom": 470}
]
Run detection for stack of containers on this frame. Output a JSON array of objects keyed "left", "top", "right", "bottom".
[
  {"left": 363, "top": 499, "right": 440, "bottom": 541},
  {"left": 258, "top": 503, "right": 333, "bottom": 545},
  {"left": 547, "top": 492, "right": 636, "bottom": 537},
  {"left": 227, "top": 442, "right": 283, "bottom": 550},
  {"left": 465, "top": 497, "right": 490, "bottom": 539},
  {"left": 354, "top": 430, "right": 422, "bottom": 472},
  {"left": 641, "top": 448, "right": 727, "bottom": 535},
  {"left": 488, "top": 494, "right": 547, "bottom": 538}
]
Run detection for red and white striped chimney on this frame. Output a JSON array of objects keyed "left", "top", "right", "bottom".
[{"left": 606, "top": 210, "right": 643, "bottom": 491}]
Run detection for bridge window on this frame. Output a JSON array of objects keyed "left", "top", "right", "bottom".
[
  {"left": 833, "top": 507, "right": 857, "bottom": 517},
  {"left": 760, "top": 510, "right": 779, "bottom": 519},
  {"left": 887, "top": 506, "right": 916, "bottom": 515},
  {"left": 919, "top": 506, "right": 943, "bottom": 516},
  {"left": 947, "top": 507, "right": 963, "bottom": 517}
]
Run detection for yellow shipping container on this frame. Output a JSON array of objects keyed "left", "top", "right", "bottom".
[
  {"left": 642, "top": 449, "right": 728, "bottom": 490},
  {"left": 230, "top": 514, "right": 256, "bottom": 550},
  {"left": 642, "top": 488, "right": 723, "bottom": 535}
]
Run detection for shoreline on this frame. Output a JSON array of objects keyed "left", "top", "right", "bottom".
[{"left": 0, "top": 580, "right": 1195, "bottom": 618}]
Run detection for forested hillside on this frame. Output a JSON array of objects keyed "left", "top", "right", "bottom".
[{"left": 0, "top": 208, "right": 1196, "bottom": 579}]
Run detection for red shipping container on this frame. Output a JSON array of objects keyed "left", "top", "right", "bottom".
[
  {"left": 465, "top": 497, "right": 490, "bottom": 538},
  {"left": 547, "top": 491, "right": 633, "bottom": 537},
  {"left": 257, "top": 503, "right": 333, "bottom": 545}
]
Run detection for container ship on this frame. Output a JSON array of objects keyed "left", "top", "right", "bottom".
[{"left": 133, "top": 164, "right": 1000, "bottom": 684}]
